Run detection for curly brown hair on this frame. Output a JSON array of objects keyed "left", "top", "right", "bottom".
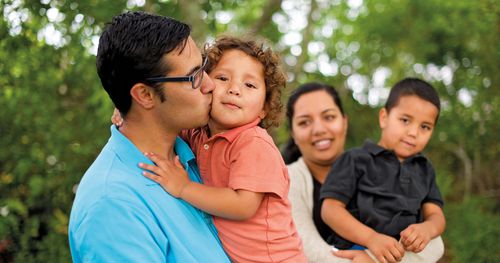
[{"left": 204, "top": 36, "right": 287, "bottom": 129}]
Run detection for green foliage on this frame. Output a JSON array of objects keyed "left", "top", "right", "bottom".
[
  {"left": 0, "top": 0, "right": 498, "bottom": 262},
  {"left": 444, "top": 197, "right": 500, "bottom": 262}
]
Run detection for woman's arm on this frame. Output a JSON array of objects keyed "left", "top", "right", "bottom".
[{"left": 288, "top": 166, "right": 349, "bottom": 262}]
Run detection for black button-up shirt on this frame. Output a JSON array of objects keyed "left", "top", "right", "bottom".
[{"left": 320, "top": 140, "right": 443, "bottom": 249}]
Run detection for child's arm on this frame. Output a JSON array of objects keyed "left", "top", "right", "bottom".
[
  {"left": 139, "top": 152, "right": 264, "bottom": 221},
  {"left": 322, "top": 198, "right": 405, "bottom": 263},
  {"left": 400, "top": 202, "right": 445, "bottom": 253}
]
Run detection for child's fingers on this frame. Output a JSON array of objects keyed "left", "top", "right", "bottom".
[
  {"left": 138, "top": 162, "right": 163, "bottom": 175},
  {"left": 174, "top": 156, "right": 186, "bottom": 169},
  {"left": 142, "top": 171, "right": 162, "bottom": 183}
]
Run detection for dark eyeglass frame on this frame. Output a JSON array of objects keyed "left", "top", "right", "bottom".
[{"left": 145, "top": 57, "right": 208, "bottom": 89}]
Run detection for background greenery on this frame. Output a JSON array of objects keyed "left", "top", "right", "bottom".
[{"left": 0, "top": 0, "right": 498, "bottom": 262}]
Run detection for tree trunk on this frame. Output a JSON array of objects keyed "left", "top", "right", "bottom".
[
  {"left": 453, "top": 144, "right": 472, "bottom": 201},
  {"left": 247, "top": 0, "right": 283, "bottom": 36}
]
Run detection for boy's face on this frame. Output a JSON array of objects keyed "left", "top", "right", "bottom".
[
  {"left": 378, "top": 95, "right": 439, "bottom": 161},
  {"left": 208, "top": 49, "right": 266, "bottom": 134}
]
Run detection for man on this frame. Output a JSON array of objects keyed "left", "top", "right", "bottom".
[{"left": 68, "top": 12, "right": 231, "bottom": 262}]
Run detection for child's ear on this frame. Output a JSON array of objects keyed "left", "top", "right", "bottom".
[
  {"left": 379, "top": 108, "right": 388, "bottom": 129},
  {"left": 130, "top": 83, "right": 156, "bottom": 110},
  {"left": 258, "top": 110, "right": 267, "bottom": 119}
]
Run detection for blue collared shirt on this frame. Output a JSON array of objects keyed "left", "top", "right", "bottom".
[{"left": 69, "top": 126, "right": 230, "bottom": 262}]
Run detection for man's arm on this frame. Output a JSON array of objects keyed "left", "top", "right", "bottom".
[
  {"left": 140, "top": 152, "right": 264, "bottom": 220},
  {"left": 322, "top": 198, "right": 405, "bottom": 263},
  {"left": 70, "top": 198, "right": 166, "bottom": 262}
]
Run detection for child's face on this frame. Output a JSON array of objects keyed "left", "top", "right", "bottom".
[
  {"left": 378, "top": 95, "right": 439, "bottom": 161},
  {"left": 208, "top": 49, "right": 266, "bottom": 134}
]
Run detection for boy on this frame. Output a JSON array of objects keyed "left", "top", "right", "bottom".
[{"left": 320, "top": 78, "right": 446, "bottom": 263}]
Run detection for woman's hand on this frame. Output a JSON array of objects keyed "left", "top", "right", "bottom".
[{"left": 333, "top": 249, "right": 375, "bottom": 263}]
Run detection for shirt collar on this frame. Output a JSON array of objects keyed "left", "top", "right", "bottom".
[
  {"left": 211, "top": 118, "right": 261, "bottom": 143},
  {"left": 108, "top": 125, "right": 197, "bottom": 185},
  {"left": 174, "top": 136, "right": 196, "bottom": 167},
  {"left": 362, "top": 139, "right": 427, "bottom": 162}
]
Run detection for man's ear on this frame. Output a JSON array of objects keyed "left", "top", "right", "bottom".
[
  {"left": 130, "top": 83, "right": 156, "bottom": 110},
  {"left": 379, "top": 108, "right": 388, "bottom": 129}
]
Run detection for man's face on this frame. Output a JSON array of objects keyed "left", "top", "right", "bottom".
[{"left": 155, "top": 37, "right": 215, "bottom": 130}]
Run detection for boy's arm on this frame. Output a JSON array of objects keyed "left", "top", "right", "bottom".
[
  {"left": 322, "top": 198, "right": 405, "bottom": 263},
  {"left": 140, "top": 152, "right": 264, "bottom": 220},
  {"left": 400, "top": 202, "right": 446, "bottom": 252}
]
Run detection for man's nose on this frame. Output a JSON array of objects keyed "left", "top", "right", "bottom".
[{"left": 200, "top": 72, "right": 215, "bottom": 94}]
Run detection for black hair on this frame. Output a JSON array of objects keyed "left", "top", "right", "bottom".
[
  {"left": 385, "top": 78, "right": 441, "bottom": 121},
  {"left": 96, "top": 11, "right": 191, "bottom": 115},
  {"left": 282, "top": 82, "right": 345, "bottom": 164}
]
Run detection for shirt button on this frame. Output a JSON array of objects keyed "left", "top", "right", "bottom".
[{"left": 203, "top": 144, "right": 209, "bottom": 150}]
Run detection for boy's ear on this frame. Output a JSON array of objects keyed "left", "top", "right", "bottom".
[
  {"left": 258, "top": 109, "right": 267, "bottom": 120},
  {"left": 130, "top": 83, "right": 156, "bottom": 110},
  {"left": 379, "top": 108, "right": 388, "bottom": 129}
]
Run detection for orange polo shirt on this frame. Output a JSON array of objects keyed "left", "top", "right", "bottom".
[{"left": 182, "top": 118, "right": 306, "bottom": 263}]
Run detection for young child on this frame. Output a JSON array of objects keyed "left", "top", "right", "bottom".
[
  {"left": 139, "top": 37, "right": 307, "bottom": 263},
  {"left": 320, "top": 78, "right": 446, "bottom": 263}
]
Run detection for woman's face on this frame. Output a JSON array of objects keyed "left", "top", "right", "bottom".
[{"left": 291, "top": 90, "right": 348, "bottom": 167}]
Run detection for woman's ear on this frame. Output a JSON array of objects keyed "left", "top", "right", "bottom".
[{"left": 130, "top": 83, "right": 156, "bottom": 110}]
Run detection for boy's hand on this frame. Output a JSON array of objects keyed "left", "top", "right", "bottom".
[
  {"left": 400, "top": 223, "right": 432, "bottom": 253},
  {"left": 139, "top": 152, "right": 191, "bottom": 198},
  {"left": 111, "top": 108, "right": 123, "bottom": 127},
  {"left": 366, "top": 232, "right": 404, "bottom": 263}
]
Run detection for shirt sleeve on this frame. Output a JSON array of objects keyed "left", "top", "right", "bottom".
[
  {"left": 320, "top": 151, "right": 358, "bottom": 205},
  {"left": 227, "top": 135, "right": 288, "bottom": 199},
  {"left": 71, "top": 198, "right": 167, "bottom": 262},
  {"left": 288, "top": 164, "right": 351, "bottom": 263},
  {"left": 423, "top": 163, "right": 444, "bottom": 207}
]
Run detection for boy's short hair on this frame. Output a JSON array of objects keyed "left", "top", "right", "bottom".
[
  {"left": 97, "top": 11, "right": 191, "bottom": 115},
  {"left": 385, "top": 78, "right": 441, "bottom": 121},
  {"left": 204, "top": 36, "right": 287, "bottom": 129}
]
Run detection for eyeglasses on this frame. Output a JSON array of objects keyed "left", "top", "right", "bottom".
[{"left": 145, "top": 57, "right": 208, "bottom": 89}]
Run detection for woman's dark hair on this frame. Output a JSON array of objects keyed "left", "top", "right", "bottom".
[
  {"left": 96, "top": 11, "right": 191, "bottom": 115},
  {"left": 282, "top": 82, "right": 345, "bottom": 164}
]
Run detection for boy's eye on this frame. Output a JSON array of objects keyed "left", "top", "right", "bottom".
[
  {"left": 245, "top": 83, "right": 257, "bottom": 89},
  {"left": 400, "top": 117, "right": 410, "bottom": 124},
  {"left": 421, "top": 124, "right": 432, "bottom": 131},
  {"left": 216, "top": 76, "right": 228, "bottom": 81}
]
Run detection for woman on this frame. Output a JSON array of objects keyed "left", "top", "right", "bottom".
[{"left": 284, "top": 82, "right": 444, "bottom": 263}]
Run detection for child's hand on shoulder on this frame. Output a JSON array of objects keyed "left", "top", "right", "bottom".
[
  {"left": 366, "top": 232, "right": 404, "bottom": 263},
  {"left": 400, "top": 223, "right": 432, "bottom": 253},
  {"left": 139, "top": 152, "right": 191, "bottom": 198}
]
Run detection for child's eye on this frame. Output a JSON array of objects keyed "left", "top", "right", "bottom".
[
  {"left": 421, "top": 124, "right": 432, "bottom": 131},
  {"left": 216, "top": 76, "right": 228, "bottom": 81},
  {"left": 400, "top": 117, "right": 410, "bottom": 124},
  {"left": 245, "top": 83, "right": 257, "bottom": 89}
]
